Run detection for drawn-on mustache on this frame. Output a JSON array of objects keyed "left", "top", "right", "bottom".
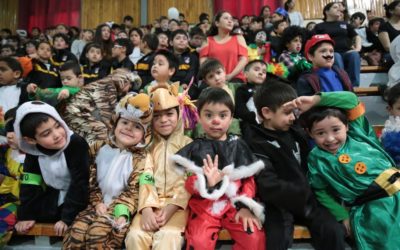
[{"left": 322, "top": 55, "right": 334, "bottom": 60}]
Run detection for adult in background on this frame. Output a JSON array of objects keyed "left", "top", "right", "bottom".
[
  {"left": 259, "top": 5, "right": 272, "bottom": 30},
  {"left": 94, "top": 24, "right": 113, "bottom": 62},
  {"left": 199, "top": 11, "right": 248, "bottom": 83},
  {"left": 314, "top": 2, "right": 361, "bottom": 86},
  {"left": 379, "top": 1, "right": 400, "bottom": 65},
  {"left": 285, "top": 0, "right": 304, "bottom": 27}
]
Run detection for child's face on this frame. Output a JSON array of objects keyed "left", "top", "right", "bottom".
[
  {"left": 245, "top": 62, "right": 266, "bottom": 84},
  {"left": 287, "top": 36, "right": 302, "bottom": 53},
  {"left": 114, "top": 118, "right": 144, "bottom": 149},
  {"left": 6, "top": 132, "right": 18, "bottom": 150},
  {"left": 117, "top": 32, "right": 128, "bottom": 39},
  {"left": 26, "top": 43, "right": 37, "bottom": 55},
  {"left": 199, "top": 102, "right": 232, "bottom": 141},
  {"left": 271, "top": 13, "right": 283, "bottom": 22},
  {"left": 160, "top": 19, "right": 169, "bottom": 30},
  {"left": 261, "top": 105, "right": 296, "bottom": 131},
  {"left": 0, "top": 47, "right": 13, "bottom": 57},
  {"left": 112, "top": 43, "right": 125, "bottom": 58},
  {"left": 60, "top": 69, "right": 82, "bottom": 88},
  {"left": 172, "top": 34, "right": 188, "bottom": 52},
  {"left": 151, "top": 55, "right": 175, "bottom": 81},
  {"left": 388, "top": 98, "right": 400, "bottom": 116},
  {"left": 130, "top": 31, "right": 141, "bottom": 46},
  {"left": 308, "top": 42, "right": 334, "bottom": 68},
  {"left": 25, "top": 117, "right": 67, "bottom": 150},
  {"left": 351, "top": 17, "right": 362, "bottom": 28},
  {"left": 82, "top": 31, "right": 93, "bottom": 42},
  {"left": 53, "top": 37, "right": 68, "bottom": 50},
  {"left": 190, "top": 34, "right": 204, "bottom": 48},
  {"left": 0, "top": 61, "right": 20, "bottom": 85},
  {"left": 275, "top": 21, "right": 288, "bottom": 36},
  {"left": 86, "top": 47, "right": 102, "bottom": 64},
  {"left": 169, "top": 21, "right": 179, "bottom": 32},
  {"left": 369, "top": 21, "right": 381, "bottom": 33},
  {"left": 56, "top": 25, "right": 68, "bottom": 34},
  {"left": 158, "top": 34, "right": 169, "bottom": 48},
  {"left": 204, "top": 67, "right": 226, "bottom": 88},
  {"left": 309, "top": 116, "right": 348, "bottom": 154},
  {"left": 37, "top": 43, "right": 52, "bottom": 60},
  {"left": 152, "top": 108, "right": 179, "bottom": 137},
  {"left": 250, "top": 21, "right": 262, "bottom": 31},
  {"left": 101, "top": 26, "right": 111, "bottom": 40}
]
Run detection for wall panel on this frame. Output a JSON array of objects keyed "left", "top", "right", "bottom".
[
  {"left": 0, "top": 0, "right": 19, "bottom": 32},
  {"left": 81, "top": 0, "right": 140, "bottom": 29},
  {"left": 147, "top": 0, "right": 213, "bottom": 25}
]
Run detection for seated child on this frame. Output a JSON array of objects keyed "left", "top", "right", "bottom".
[
  {"left": 243, "top": 79, "right": 346, "bottom": 249},
  {"left": 269, "top": 19, "right": 288, "bottom": 60},
  {"left": 135, "top": 33, "right": 159, "bottom": 90},
  {"left": 145, "top": 49, "right": 179, "bottom": 92},
  {"left": 0, "top": 108, "right": 25, "bottom": 247},
  {"left": 63, "top": 92, "right": 153, "bottom": 249},
  {"left": 296, "top": 34, "right": 353, "bottom": 96},
  {"left": 297, "top": 91, "right": 400, "bottom": 249},
  {"left": 235, "top": 59, "right": 266, "bottom": 126},
  {"left": 51, "top": 33, "right": 78, "bottom": 68},
  {"left": 80, "top": 42, "right": 111, "bottom": 85},
  {"left": 0, "top": 57, "right": 25, "bottom": 113},
  {"left": 381, "top": 83, "right": 400, "bottom": 165},
  {"left": 111, "top": 38, "right": 135, "bottom": 72},
  {"left": 279, "top": 26, "right": 312, "bottom": 81},
  {"left": 0, "top": 45, "right": 15, "bottom": 57},
  {"left": 64, "top": 68, "right": 140, "bottom": 145},
  {"left": 26, "top": 41, "right": 62, "bottom": 89},
  {"left": 13, "top": 101, "right": 89, "bottom": 236},
  {"left": 157, "top": 32, "right": 169, "bottom": 50},
  {"left": 170, "top": 29, "right": 199, "bottom": 90},
  {"left": 172, "top": 87, "right": 266, "bottom": 250},
  {"left": 125, "top": 84, "right": 192, "bottom": 249},
  {"left": 26, "top": 60, "right": 83, "bottom": 108}
]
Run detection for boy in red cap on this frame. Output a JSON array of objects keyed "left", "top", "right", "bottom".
[{"left": 295, "top": 34, "right": 353, "bottom": 96}]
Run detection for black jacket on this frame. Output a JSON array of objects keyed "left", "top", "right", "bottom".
[
  {"left": 81, "top": 61, "right": 111, "bottom": 85},
  {"left": 18, "top": 134, "right": 90, "bottom": 225},
  {"left": 171, "top": 49, "right": 199, "bottom": 86},
  {"left": 27, "top": 60, "right": 62, "bottom": 89},
  {"left": 244, "top": 124, "right": 318, "bottom": 218}
]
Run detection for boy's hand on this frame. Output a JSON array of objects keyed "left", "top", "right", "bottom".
[
  {"left": 95, "top": 203, "right": 108, "bottom": 216},
  {"left": 234, "top": 208, "right": 262, "bottom": 233},
  {"left": 57, "top": 89, "right": 70, "bottom": 100},
  {"left": 155, "top": 204, "right": 179, "bottom": 226},
  {"left": 283, "top": 95, "right": 321, "bottom": 115},
  {"left": 114, "top": 216, "right": 127, "bottom": 226},
  {"left": 141, "top": 207, "right": 159, "bottom": 231},
  {"left": 15, "top": 220, "right": 36, "bottom": 233},
  {"left": 203, "top": 154, "right": 223, "bottom": 187},
  {"left": 342, "top": 219, "right": 352, "bottom": 237},
  {"left": 27, "top": 83, "right": 38, "bottom": 93},
  {"left": 54, "top": 220, "right": 68, "bottom": 236}
]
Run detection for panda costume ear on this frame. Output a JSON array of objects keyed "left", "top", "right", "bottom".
[{"left": 168, "top": 7, "right": 179, "bottom": 20}]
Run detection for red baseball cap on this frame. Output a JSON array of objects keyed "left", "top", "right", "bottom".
[{"left": 304, "top": 34, "right": 335, "bottom": 60}]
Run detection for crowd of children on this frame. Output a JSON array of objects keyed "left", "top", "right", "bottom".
[{"left": 1, "top": 1, "right": 400, "bottom": 250}]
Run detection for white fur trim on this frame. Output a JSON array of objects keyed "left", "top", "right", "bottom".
[
  {"left": 225, "top": 182, "right": 239, "bottom": 198},
  {"left": 231, "top": 195, "right": 265, "bottom": 223},
  {"left": 383, "top": 116, "right": 400, "bottom": 133},
  {"left": 210, "top": 200, "right": 228, "bottom": 215},
  {"left": 223, "top": 160, "right": 265, "bottom": 181},
  {"left": 170, "top": 154, "right": 203, "bottom": 175}
]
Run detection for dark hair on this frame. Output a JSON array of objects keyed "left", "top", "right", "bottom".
[
  {"left": 301, "top": 107, "right": 348, "bottom": 132},
  {"left": 281, "top": 25, "right": 305, "bottom": 51},
  {"left": 197, "top": 87, "right": 234, "bottom": 115},
  {"left": 36, "top": 41, "right": 51, "bottom": 50},
  {"left": 142, "top": 33, "right": 159, "bottom": 51},
  {"left": 80, "top": 42, "right": 102, "bottom": 64},
  {"left": 1, "top": 28, "right": 12, "bottom": 36},
  {"left": 111, "top": 23, "right": 121, "bottom": 30},
  {"left": 114, "top": 38, "right": 133, "bottom": 55},
  {"left": 25, "top": 39, "right": 38, "bottom": 48},
  {"left": 169, "top": 19, "right": 181, "bottom": 26},
  {"left": 94, "top": 24, "right": 113, "bottom": 59},
  {"left": 244, "top": 59, "right": 266, "bottom": 72},
  {"left": 170, "top": 29, "right": 188, "bottom": 40},
  {"left": 306, "top": 21, "right": 316, "bottom": 30},
  {"left": 323, "top": 2, "right": 339, "bottom": 21},
  {"left": 198, "top": 58, "right": 224, "bottom": 80},
  {"left": 53, "top": 33, "right": 70, "bottom": 46},
  {"left": 254, "top": 78, "right": 297, "bottom": 114},
  {"left": 384, "top": 1, "right": 400, "bottom": 18},
  {"left": 386, "top": 83, "right": 400, "bottom": 107},
  {"left": 1, "top": 44, "right": 16, "bottom": 53},
  {"left": 368, "top": 17, "right": 384, "bottom": 28},
  {"left": 59, "top": 60, "right": 81, "bottom": 76},
  {"left": 350, "top": 12, "right": 366, "bottom": 23},
  {"left": 20, "top": 112, "right": 52, "bottom": 139},
  {"left": 123, "top": 15, "right": 134, "bottom": 22},
  {"left": 273, "top": 19, "right": 288, "bottom": 30},
  {"left": 308, "top": 40, "right": 334, "bottom": 57},
  {"left": 199, "top": 13, "right": 209, "bottom": 22},
  {"left": 259, "top": 5, "right": 271, "bottom": 17},
  {"left": 159, "top": 16, "right": 169, "bottom": 22},
  {"left": 153, "top": 49, "right": 179, "bottom": 71},
  {"left": 0, "top": 56, "right": 23, "bottom": 75},
  {"left": 179, "top": 13, "right": 185, "bottom": 19},
  {"left": 189, "top": 27, "right": 205, "bottom": 38},
  {"left": 4, "top": 106, "right": 18, "bottom": 133},
  {"left": 250, "top": 16, "right": 265, "bottom": 27},
  {"left": 207, "top": 11, "right": 232, "bottom": 36},
  {"left": 284, "top": 0, "right": 293, "bottom": 11},
  {"left": 129, "top": 27, "right": 144, "bottom": 40}
]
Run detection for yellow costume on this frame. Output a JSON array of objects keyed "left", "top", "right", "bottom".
[{"left": 125, "top": 84, "right": 192, "bottom": 250}]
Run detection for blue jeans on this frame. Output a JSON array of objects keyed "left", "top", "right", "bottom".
[{"left": 334, "top": 51, "right": 361, "bottom": 86}]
